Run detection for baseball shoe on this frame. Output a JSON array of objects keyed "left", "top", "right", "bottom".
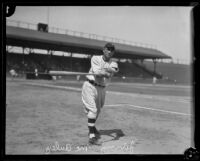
[
  {"left": 88, "top": 127, "right": 101, "bottom": 138},
  {"left": 89, "top": 137, "right": 101, "bottom": 145},
  {"left": 94, "top": 127, "right": 101, "bottom": 138},
  {"left": 94, "top": 127, "right": 100, "bottom": 135}
]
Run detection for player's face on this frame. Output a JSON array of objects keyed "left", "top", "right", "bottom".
[{"left": 103, "top": 48, "right": 115, "bottom": 60}]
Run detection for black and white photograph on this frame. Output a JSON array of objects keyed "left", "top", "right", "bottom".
[{"left": 5, "top": 5, "right": 195, "bottom": 155}]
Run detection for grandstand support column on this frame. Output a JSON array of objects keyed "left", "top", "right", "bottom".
[
  {"left": 140, "top": 59, "right": 144, "bottom": 66},
  {"left": 70, "top": 52, "right": 73, "bottom": 71},
  {"left": 50, "top": 50, "right": 54, "bottom": 57},
  {"left": 22, "top": 47, "right": 25, "bottom": 74},
  {"left": 29, "top": 48, "right": 34, "bottom": 55},
  {"left": 152, "top": 59, "right": 157, "bottom": 75}
]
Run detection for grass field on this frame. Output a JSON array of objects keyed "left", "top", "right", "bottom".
[{"left": 6, "top": 77, "right": 193, "bottom": 154}]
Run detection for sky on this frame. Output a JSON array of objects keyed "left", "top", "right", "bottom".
[{"left": 7, "top": 6, "right": 193, "bottom": 64}]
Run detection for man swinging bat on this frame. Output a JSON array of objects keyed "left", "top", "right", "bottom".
[{"left": 81, "top": 43, "right": 119, "bottom": 145}]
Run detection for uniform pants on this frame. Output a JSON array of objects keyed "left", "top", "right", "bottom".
[{"left": 82, "top": 81, "right": 106, "bottom": 119}]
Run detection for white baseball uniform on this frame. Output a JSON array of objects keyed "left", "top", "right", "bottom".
[
  {"left": 9, "top": 69, "right": 17, "bottom": 77},
  {"left": 81, "top": 55, "right": 114, "bottom": 119}
]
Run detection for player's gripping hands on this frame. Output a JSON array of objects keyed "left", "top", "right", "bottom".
[
  {"left": 96, "top": 70, "right": 112, "bottom": 78},
  {"left": 108, "top": 61, "right": 119, "bottom": 73},
  {"left": 103, "top": 61, "right": 119, "bottom": 78}
]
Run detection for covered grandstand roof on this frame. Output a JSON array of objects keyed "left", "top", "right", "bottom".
[{"left": 6, "top": 26, "right": 171, "bottom": 59}]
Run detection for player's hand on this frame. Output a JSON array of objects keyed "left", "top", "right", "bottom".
[
  {"left": 96, "top": 69, "right": 112, "bottom": 78},
  {"left": 106, "top": 61, "right": 119, "bottom": 73}
]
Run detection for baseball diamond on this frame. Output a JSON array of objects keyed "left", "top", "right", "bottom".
[{"left": 6, "top": 77, "right": 192, "bottom": 154}]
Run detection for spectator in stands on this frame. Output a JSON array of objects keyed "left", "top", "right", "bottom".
[
  {"left": 76, "top": 75, "right": 81, "bottom": 81},
  {"left": 174, "top": 79, "right": 177, "bottom": 84},
  {"left": 153, "top": 76, "right": 157, "bottom": 85},
  {"left": 52, "top": 76, "right": 57, "bottom": 81},
  {"left": 122, "top": 76, "right": 126, "bottom": 81},
  {"left": 45, "top": 69, "right": 48, "bottom": 73}
]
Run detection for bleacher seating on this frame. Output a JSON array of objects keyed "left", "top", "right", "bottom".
[
  {"left": 5, "top": 52, "right": 162, "bottom": 76},
  {"left": 6, "top": 52, "right": 153, "bottom": 78},
  {"left": 6, "top": 52, "right": 91, "bottom": 73},
  {"left": 6, "top": 52, "right": 191, "bottom": 84},
  {"left": 117, "top": 61, "right": 152, "bottom": 78},
  {"left": 143, "top": 61, "right": 192, "bottom": 84}
]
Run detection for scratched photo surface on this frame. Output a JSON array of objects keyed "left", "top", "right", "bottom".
[{"left": 5, "top": 6, "right": 193, "bottom": 154}]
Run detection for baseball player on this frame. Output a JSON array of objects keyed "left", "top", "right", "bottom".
[
  {"left": 9, "top": 68, "right": 18, "bottom": 80},
  {"left": 81, "top": 43, "right": 119, "bottom": 145},
  {"left": 34, "top": 68, "right": 38, "bottom": 78}
]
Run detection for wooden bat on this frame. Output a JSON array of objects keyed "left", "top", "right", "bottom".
[{"left": 49, "top": 70, "right": 98, "bottom": 76}]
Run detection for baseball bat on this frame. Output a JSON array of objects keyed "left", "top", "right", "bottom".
[{"left": 49, "top": 70, "right": 98, "bottom": 76}]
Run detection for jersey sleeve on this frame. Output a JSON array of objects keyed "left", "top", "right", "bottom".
[{"left": 91, "top": 56, "right": 105, "bottom": 75}]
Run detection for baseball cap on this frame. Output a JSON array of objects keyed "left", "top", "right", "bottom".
[{"left": 104, "top": 43, "right": 115, "bottom": 52}]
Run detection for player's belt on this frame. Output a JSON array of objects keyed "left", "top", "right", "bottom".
[{"left": 86, "top": 79, "right": 105, "bottom": 88}]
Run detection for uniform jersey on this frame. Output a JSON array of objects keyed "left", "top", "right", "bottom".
[{"left": 86, "top": 55, "right": 113, "bottom": 87}]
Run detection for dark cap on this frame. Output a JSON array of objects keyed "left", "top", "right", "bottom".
[{"left": 104, "top": 43, "right": 115, "bottom": 52}]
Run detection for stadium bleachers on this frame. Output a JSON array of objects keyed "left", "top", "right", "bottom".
[
  {"left": 143, "top": 60, "right": 192, "bottom": 84},
  {"left": 6, "top": 52, "right": 91, "bottom": 73},
  {"left": 117, "top": 61, "right": 153, "bottom": 78},
  {"left": 6, "top": 52, "right": 154, "bottom": 77},
  {"left": 6, "top": 52, "right": 191, "bottom": 85}
]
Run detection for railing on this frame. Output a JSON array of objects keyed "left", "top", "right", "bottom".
[
  {"left": 155, "top": 58, "right": 191, "bottom": 65},
  {"left": 6, "top": 19, "right": 157, "bottom": 49}
]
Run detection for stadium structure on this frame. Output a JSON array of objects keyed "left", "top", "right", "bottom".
[{"left": 7, "top": 20, "right": 190, "bottom": 84}]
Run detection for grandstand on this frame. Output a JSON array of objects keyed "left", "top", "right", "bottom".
[
  {"left": 6, "top": 20, "right": 191, "bottom": 85},
  {"left": 143, "top": 61, "right": 192, "bottom": 84},
  {"left": 6, "top": 52, "right": 90, "bottom": 73}
]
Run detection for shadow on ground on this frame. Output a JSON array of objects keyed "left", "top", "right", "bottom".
[{"left": 99, "top": 129, "right": 125, "bottom": 141}]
